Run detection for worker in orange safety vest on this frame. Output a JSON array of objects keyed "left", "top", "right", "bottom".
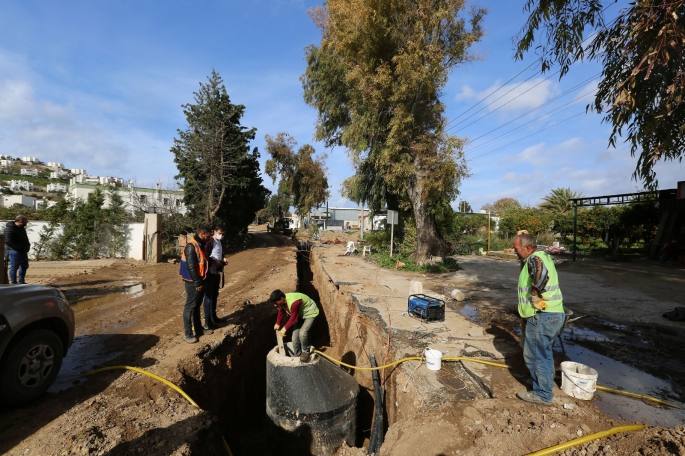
[{"left": 179, "top": 226, "right": 212, "bottom": 343}]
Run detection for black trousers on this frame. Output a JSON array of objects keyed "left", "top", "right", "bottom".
[
  {"left": 203, "top": 273, "right": 221, "bottom": 323},
  {"left": 183, "top": 281, "right": 206, "bottom": 337}
]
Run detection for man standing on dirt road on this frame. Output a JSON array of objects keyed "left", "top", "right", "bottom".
[
  {"left": 203, "top": 226, "right": 227, "bottom": 329},
  {"left": 270, "top": 290, "right": 319, "bottom": 362},
  {"left": 4, "top": 215, "right": 30, "bottom": 285},
  {"left": 513, "top": 233, "right": 565, "bottom": 406},
  {"left": 179, "top": 226, "right": 213, "bottom": 343}
]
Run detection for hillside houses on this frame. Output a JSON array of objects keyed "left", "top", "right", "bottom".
[{"left": 0, "top": 154, "right": 186, "bottom": 215}]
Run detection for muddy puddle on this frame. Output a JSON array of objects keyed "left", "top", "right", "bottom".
[
  {"left": 561, "top": 337, "right": 685, "bottom": 426},
  {"left": 49, "top": 335, "right": 123, "bottom": 392},
  {"left": 68, "top": 280, "right": 158, "bottom": 312},
  {"left": 456, "top": 302, "right": 685, "bottom": 425},
  {"left": 52, "top": 280, "right": 157, "bottom": 393}
]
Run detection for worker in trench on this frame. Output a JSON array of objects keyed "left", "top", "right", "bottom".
[
  {"left": 270, "top": 289, "right": 319, "bottom": 363},
  {"left": 513, "top": 233, "right": 565, "bottom": 406}
]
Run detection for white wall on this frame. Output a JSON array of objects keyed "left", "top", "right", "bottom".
[{"left": 2, "top": 220, "right": 146, "bottom": 260}]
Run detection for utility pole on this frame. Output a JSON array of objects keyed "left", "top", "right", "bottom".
[
  {"left": 487, "top": 211, "right": 491, "bottom": 254},
  {"left": 360, "top": 205, "right": 364, "bottom": 240}
]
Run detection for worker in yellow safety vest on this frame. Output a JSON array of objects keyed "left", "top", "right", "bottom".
[
  {"left": 513, "top": 233, "right": 565, "bottom": 406},
  {"left": 179, "top": 226, "right": 212, "bottom": 344},
  {"left": 270, "top": 290, "right": 319, "bottom": 363}
]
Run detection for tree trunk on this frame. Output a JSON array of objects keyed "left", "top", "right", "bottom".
[{"left": 406, "top": 168, "right": 444, "bottom": 264}]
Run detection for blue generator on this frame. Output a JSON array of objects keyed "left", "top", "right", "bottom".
[{"left": 408, "top": 294, "right": 445, "bottom": 321}]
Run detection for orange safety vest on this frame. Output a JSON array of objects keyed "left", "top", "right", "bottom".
[{"left": 179, "top": 237, "right": 208, "bottom": 282}]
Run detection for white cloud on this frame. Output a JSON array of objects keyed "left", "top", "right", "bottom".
[
  {"left": 501, "top": 137, "right": 585, "bottom": 167},
  {"left": 456, "top": 77, "right": 560, "bottom": 112},
  {"left": 0, "top": 76, "right": 133, "bottom": 172}
]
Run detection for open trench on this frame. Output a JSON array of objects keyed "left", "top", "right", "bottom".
[
  {"left": 170, "top": 242, "right": 494, "bottom": 455},
  {"left": 169, "top": 242, "right": 391, "bottom": 455}
]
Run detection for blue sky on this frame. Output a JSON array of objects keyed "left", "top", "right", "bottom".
[{"left": 0, "top": 0, "right": 681, "bottom": 213}]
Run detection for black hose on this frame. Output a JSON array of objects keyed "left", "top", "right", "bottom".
[{"left": 368, "top": 354, "right": 385, "bottom": 455}]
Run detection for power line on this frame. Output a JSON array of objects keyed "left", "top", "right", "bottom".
[
  {"left": 445, "top": 60, "right": 540, "bottom": 129},
  {"left": 445, "top": 1, "right": 619, "bottom": 137},
  {"left": 463, "top": 74, "right": 599, "bottom": 148},
  {"left": 447, "top": 68, "right": 546, "bottom": 131},
  {"left": 468, "top": 112, "right": 586, "bottom": 161},
  {"left": 449, "top": 68, "right": 562, "bottom": 134},
  {"left": 464, "top": 90, "right": 595, "bottom": 154}
]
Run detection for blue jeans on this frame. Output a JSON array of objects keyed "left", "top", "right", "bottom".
[
  {"left": 203, "top": 273, "right": 220, "bottom": 323},
  {"left": 292, "top": 317, "right": 315, "bottom": 356},
  {"left": 523, "top": 312, "right": 564, "bottom": 402},
  {"left": 8, "top": 250, "right": 29, "bottom": 284}
]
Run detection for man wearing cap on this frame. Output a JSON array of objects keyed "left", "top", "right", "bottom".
[
  {"left": 270, "top": 289, "right": 319, "bottom": 362},
  {"left": 513, "top": 233, "right": 565, "bottom": 406}
]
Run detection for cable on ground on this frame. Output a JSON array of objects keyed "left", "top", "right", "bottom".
[
  {"left": 86, "top": 365, "right": 235, "bottom": 455},
  {"left": 525, "top": 424, "right": 648, "bottom": 456}
]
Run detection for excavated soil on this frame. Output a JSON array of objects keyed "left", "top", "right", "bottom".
[
  {"left": 1, "top": 228, "right": 684, "bottom": 456},
  {"left": 0, "top": 228, "right": 298, "bottom": 456}
]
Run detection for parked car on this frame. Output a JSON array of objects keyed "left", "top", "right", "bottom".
[{"left": 0, "top": 285, "right": 74, "bottom": 405}]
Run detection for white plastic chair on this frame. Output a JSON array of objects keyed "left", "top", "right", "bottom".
[
  {"left": 344, "top": 241, "right": 356, "bottom": 255},
  {"left": 362, "top": 245, "right": 372, "bottom": 257}
]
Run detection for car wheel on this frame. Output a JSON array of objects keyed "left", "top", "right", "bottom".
[{"left": 0, "top": 330, "right": 64, "bottom": 405}]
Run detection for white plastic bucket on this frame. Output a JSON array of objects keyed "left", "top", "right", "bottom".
[
  {"left": 425, "top": 349, "right": 442, "bottom": 371},
  {"left": 561, "top": 361, "right": 598, "bottom": 400}
]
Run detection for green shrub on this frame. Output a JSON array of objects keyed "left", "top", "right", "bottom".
[
  {"left": 398, "top": 220, "right": 417, "bottom": 257},
  {"left": 364, "top": 229, "right": 391, "bottom": 252}
]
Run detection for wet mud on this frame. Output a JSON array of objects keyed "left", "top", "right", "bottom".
[{"left": 459, "top": 300, "right": 685, "bottom": 426}]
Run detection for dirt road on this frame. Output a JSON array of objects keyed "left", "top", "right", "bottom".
[
  {"left": 0, "top": 230, "right": 297, "bottom": 456},
  {"left": 1, "top": 230, "right": 685, "bottom": 455}
]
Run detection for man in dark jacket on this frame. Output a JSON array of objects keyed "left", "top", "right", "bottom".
[
  {"left": 179, "top": 227, "right": 213, "bottom": 343},
  {"left": 4, "top": 215, "right": 30, "bottom": 284}
]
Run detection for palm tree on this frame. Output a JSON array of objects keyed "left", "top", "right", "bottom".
[{"left": 540, "top": 188, "right": 582, "bottom": 215}]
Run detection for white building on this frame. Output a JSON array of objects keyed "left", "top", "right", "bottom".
[
  {"left": 20, "top": 167, "right": 39, "bottom": 177},
  {"left": 99, "top": 176, "right": 124, "bottom": 186},
  {"left": 0, "top": 159, "right": 14, "bottom": 168},
  {"left": 70, "top": 168, "right": 86, "bottom": 175},
  {"left": 69, "top": 183, "right": 187, "bottom": 215},
  {"left": 50, "top": 171, "right": 67, "bottom": 180},
  {"left": 35, "top": 199, "right": 58, "bottom": 210},
  {"left": 47, "top": 183, "right": 68, "bottom": 193},
  {"left": 2, "top": 194, "right": 36, "bottom": 208},
  {"left": 47, "top": 162, "right": 64, "bottom": 169},
  {"left": 70, "top": 174, "right": 100, "bottom": 185},
  {"left": 0, "top": 155, "right": 12, "bottom": 160},
  {"left": 69, "top": 174, "right": 123, "bottom": 186},
  {"left": 21, "top": 156, "right": 39, "bottom": 163},
  {"left": 9, "top": 180, "right": 33, "bottom": 191}
]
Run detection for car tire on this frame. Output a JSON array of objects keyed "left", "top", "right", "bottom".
[{"left": 0, "top": 330, "right": 64, "bottom": 405}]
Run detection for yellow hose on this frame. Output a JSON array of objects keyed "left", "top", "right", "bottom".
[
  {"left": 86, "top": 365, "right": 200, "bottom": 408},
  {"left": 221, "top": 436, "right": 234, "bottom": 456},
  {"left": 313, "top": 350, "right": 423, "bottom": 370},
  {"left": 442, "top": 357, "right": 510, "bottom": 369},
  {"left": 86, "top": 365, "right": 235, "bottom": 455},
  {"left": 313, "top": 351, "right": 684, "bottom": 409},
  {"left": 595, "top": 384, "right": 685, "bottom": 410},
  {"left": 525, "top": 424, "right": 648, "bottom": 456}
]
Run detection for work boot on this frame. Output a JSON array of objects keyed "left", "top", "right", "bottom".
[
  {"left": 300, "top": 352, "right": 311, "bottom": 363},
  {"left": 205, "top": 320, "right": 220, "bottom": 330},
  {"left": 201, "top": 328, "right": 214, "bottom": 335},
  {"left": 516, "top": 390, "right": 552, "bottom": 406},
  {"left": 185, "top": 335, "right": 198, "bottom": 344}
]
